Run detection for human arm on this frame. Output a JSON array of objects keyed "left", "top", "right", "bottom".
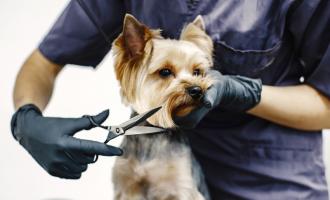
[
  {"left": 11, "top": 0, "right": 129, "bottom": 179},
  {"left": 11, "top": 0, "right": 127, "bottom": 179},
  {"left": 175, "top": 70, "right": 330, "bottom": 131},
  {"left": 12, "top": 50, "right": 122, "bottom": 179},
  {"left": 248, "top": 85, "right": 330, "bottom": 131},
  {"left": 14, "top": 49, "right": 61, "bottom": 110}
]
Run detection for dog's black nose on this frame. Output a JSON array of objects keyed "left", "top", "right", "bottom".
[{"left": 187, "top": 86, "right": 203, "bottom": 99}]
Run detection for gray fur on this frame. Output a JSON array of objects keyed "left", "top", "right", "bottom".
[{"left": 120, "top": 127, "right": 210, "bottom": 200}]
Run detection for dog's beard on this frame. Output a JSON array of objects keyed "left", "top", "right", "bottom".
[
  {"left": 136, "top": 92, "right": 199, "bottom": 128},
  {"left": 131, "top": 77, "right": 212, "bottom": 129}
]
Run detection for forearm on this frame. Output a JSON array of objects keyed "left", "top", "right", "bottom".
[
  {"left": 248, "top": 85, "right": 330, "bottom": 131},
  {"left": 14, "top": 49, "right": 62, "bottom": 110}
]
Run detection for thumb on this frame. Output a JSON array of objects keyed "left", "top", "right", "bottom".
[
  {"left": 66, "top": 109, "right": 109, "bottom": 134},
  {"left": 203, "top": 86, "right": 218, "bottom": 108}
]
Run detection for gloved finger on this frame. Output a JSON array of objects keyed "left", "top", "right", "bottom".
[
  {"left": 66, "top": 137, "right": 123, "bottom": 156},
  {"left": 203, "top": 86, "right": 219, "bottom": 108},
  {"left": 48, "top": 164, "right": 81, "bottom": 179},
  {"left": 65, "top": 151, "right": 96, "bottom": 164},
  {"left": 65, "top": 109, "right": 109, "bottom": 135}
]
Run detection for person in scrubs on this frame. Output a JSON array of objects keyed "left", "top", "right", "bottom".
[{"left": 11, "top": 0, "right": 330, "bottom": 199}]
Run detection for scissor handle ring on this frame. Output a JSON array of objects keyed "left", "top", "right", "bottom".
[{"left": 83, "top": 115, "right": 108, "bottom": 130}]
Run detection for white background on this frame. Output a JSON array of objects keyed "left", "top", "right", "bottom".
[{"left": 0, "top": 0, "right": 329, "bottom": 200}]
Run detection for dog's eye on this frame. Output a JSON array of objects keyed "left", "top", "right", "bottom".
[
  {"left": 159, "top": 68, "right": 172, "bottom": 77},
  {"left": 193, "top": 69, "right": 201, "bottom": 76}
]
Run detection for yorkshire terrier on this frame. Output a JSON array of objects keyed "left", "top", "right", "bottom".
[{"left": 111, "top": 14, "right": 214, "bottom": 200}]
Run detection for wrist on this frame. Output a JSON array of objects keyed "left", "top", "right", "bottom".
[
  {"left": 219, "top": 75, "right": 262, "bottom": 112},
  {"left": 11, "top": 104, "right": 42, "bottom": 140}
]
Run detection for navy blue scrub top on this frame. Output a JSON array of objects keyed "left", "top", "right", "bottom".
[{"left": 39, "top": 0, "right": 330, "bottom": 199}]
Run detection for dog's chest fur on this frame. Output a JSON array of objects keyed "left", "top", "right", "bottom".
[{"left": 112, "top": 131, "right": 210, "bottom": 200}]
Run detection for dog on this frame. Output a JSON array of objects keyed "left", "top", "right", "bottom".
[{"left": 111, "top": 14, "right": 214, "bottom": 200}]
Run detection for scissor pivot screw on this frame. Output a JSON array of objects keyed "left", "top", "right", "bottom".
[{"left": 116, "top": 128, "right": 120, "bottom": 133}]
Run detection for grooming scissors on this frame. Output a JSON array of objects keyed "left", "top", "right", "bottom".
[{"left": 84, "top": 107, "right": 165, "bottom": 144}]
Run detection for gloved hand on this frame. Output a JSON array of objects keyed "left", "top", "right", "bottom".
[
  {"left": 11, "top": 104, "right": 123, "bottom": 179},
  {"left": 175, "top": 70, "right": 262, "bottom": 128}
]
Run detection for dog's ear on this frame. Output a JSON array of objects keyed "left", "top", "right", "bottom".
[
  {"left": 112, "top": 14, "right": 161, "bottom": 104},
  {"left": 191, "top": 15, "right": 206, "bottom": 31},
  {"left": 122, "top": 14, "right": 152, "bottom": 58},
  {"left": 180, "top": 15, "right": 213, "bottom": 57}
]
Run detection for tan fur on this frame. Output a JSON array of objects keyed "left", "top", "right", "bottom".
[
  {"left": 112, "top": 14, "right": 214, "bottom": 200},
  {"left": 180, "top": 16, "right": 213, "bottom": 61}
]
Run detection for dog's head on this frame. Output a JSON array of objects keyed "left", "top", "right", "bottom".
[{"left": 112, "top": 14, "right": 214, "bottom": 128}]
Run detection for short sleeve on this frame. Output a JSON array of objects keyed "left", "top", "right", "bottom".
[
  {"left": 38, "top": 0, "right": 125, "bottom": 67},
  {"left": 289, "top": 0, "right": 330, "bottom": 97}
]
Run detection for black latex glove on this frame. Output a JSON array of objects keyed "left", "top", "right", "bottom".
[
  {"left": 11, "top": 104, "right": 123, "bottom": 179},
  {"left": 175, "top": 70, "right": 262, "bottom": 128}
]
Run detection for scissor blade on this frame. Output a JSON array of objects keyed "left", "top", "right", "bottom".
[
  {"left": 119, "top": 107, "right": 162, "bottom": 131},
  {"left": 124, "top": 126, "right": 166, "bottom": 135}
]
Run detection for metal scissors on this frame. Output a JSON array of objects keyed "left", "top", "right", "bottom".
[{"left": 84, "top": 106, "right": 165, "bottom": 144}]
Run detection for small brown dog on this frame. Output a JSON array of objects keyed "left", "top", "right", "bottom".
[{"left": 112, "top": 14, "right": 214, "bottom": 200}]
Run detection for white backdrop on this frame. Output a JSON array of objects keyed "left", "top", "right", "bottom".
[
  {"left": 0, "top": 0, "right": 129, "bottom": 199},
  {"left": 0, "top": 1, "right": 329, "bottom": 200}
]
